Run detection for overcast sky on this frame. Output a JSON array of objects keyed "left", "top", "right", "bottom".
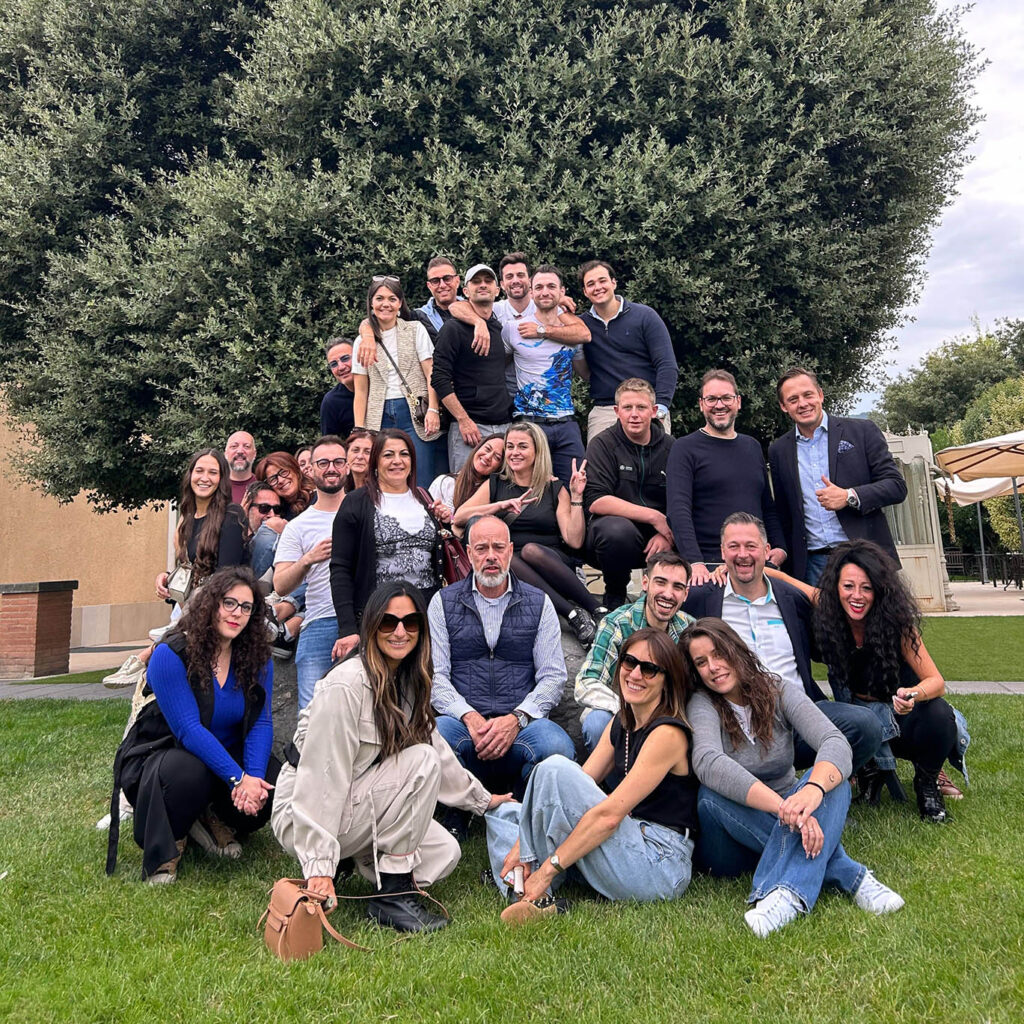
[{"left": 854, "top": 0, "right": 1024, "bottom": 411}]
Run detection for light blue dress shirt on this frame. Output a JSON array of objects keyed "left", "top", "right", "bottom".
[{"left": 795, "top": 412, "right": 848, "bottom": 551}]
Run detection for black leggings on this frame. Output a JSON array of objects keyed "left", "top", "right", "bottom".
[
  {"left": 127, "top": 747, "right": 280, "bottom": 877},
  {"left": 888, "top": 697, "right": 957, "bottom": 772},
  {"left": 511, "top": 543, "right": 600, "bottom": 618}
]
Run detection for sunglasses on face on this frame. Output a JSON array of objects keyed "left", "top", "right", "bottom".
[
  {"left": 378, "top": 612, "right": 423, "bottom": 635},
  {"left": 253, "top": 502, "right": 282, "bottom": 515},
  {"left": 328, "top": 355, "right": 352, "bottom": 370},
  {"left": 427, "top": 273, "right": 457, "bottom": 286},
  {"left": 314, "top": 457, "right": 347, "bottom": 470},
  {"left": 621, "top": 653, "right": 665, "bottom": 680},
  {"left": 221, "top": 597, "right": 254, "bottom": 616}
]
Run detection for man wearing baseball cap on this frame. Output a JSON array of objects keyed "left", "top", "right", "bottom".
[{"left": 431, "top": 264, "right": 514, "bottom": 472}]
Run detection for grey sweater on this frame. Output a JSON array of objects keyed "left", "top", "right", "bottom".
[{"left": 688, "top": 683, "right": 852, "bottom": 804}]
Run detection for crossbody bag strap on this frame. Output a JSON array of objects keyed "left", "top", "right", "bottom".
[{"left": 376, "top": 335, "right": 417, "bottom": 401}]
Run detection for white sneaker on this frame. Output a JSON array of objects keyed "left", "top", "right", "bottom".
[
  {"left": 744, "top": 887, "right": 803, "bottom": 938},
  {"left": 853, "top": 870, "right": 905, "bottom": 915},
  {"left": 148, "top": 624, "right": 170, "bottom": 643},
  {"left": 102, "top": 655, "right": 146, "bottom": 689}
]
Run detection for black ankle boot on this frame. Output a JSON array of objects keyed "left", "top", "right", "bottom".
[
  {"left": 367, "top": 872, "right": 448, "bottom": 933},
  {"left": 913, "top": 765, "right": 949, "bottom": 824},
  {"left": 855, "top": 760, "right": 884, "bottom": 805}
]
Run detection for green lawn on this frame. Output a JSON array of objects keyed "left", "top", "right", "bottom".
[
  {"left": 17, "top": 668, "right": 109, "bottom": 685},
  {"left": 1, "top": 696, "right": 1022, "bottom": 1023},
  {"left": 812, "top": 615, "right": 1024, "bottom": 682}
]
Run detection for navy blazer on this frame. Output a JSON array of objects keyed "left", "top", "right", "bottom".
[
  {"left": 768, "top": 415, "right": 907, "bottom": 581},
  {"left": 683, "top": 577, "right": 827, "bottom": 703}
]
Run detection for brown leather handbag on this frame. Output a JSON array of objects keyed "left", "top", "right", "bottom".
[
  {"left": 260, "top": 878, "right": 367, "bottom": 961},
  {"left": 418, "top": 487, "right": 471, "bottom": 585}
]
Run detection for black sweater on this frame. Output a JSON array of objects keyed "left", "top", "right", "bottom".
[
  {"left": 666, "top": 430, "right": 783, "bottom": 563},
  {"left": 430, "top": 315, "right": 513, "bottom": 423},
  {"left": 583, "top": 420, "right": 673, "bottom": 514}
]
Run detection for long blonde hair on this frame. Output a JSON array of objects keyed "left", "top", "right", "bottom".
[{"left": 501, "top": 421, "right": 554, "bottom": 497}]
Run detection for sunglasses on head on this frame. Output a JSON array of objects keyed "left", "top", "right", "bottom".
[
  {"left": 378, "top": 612, "right": 423, "bottom": 635},
  {"left": 254, "top": 502, "right": 282, "bottom": 515},
  {"left": 621, "top": 653, "right": 664, "bottom": 680},
  {"left": 372, "top": 274, "right": 400, "bottom": 287}
]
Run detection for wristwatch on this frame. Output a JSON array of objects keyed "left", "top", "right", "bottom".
[
  {"left": 550, "top": 852, "right": 565, "bottom": 874},
  {"left": 846, "top": 488, "right": 860, "bottom": 509},
  {"left": 537, "top": 324, "right": 548, "bottom": 336},
  {"left": 514, "top": 710, "right": 530, "bottom": 730}
]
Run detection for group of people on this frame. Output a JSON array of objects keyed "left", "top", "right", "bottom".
[{"left": 104, "top": 253, "right": 969, "bottom": 942}]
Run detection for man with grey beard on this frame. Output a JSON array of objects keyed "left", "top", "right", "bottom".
[{"left": 427, "top": 516, "right": 574, "bottom": 832}]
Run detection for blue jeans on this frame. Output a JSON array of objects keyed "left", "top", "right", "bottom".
[
  {"left": 581, "top": 709, "right": 614, "bottom": 753},
  {"left": 435, "top": 714, "right": 575, "bottom": 798},
  {"left": 805, "top": 550, "right": 831, "bottom": 586},
  {"left": 794, "top": 701, "right": 882, "bottom": 774},
  {"left": 251, "top": 526, "right": 307, "bottom": 615},
  {"left": 529, "top": 418, "right": 585, "bottom": 484},
  {"left": 381, "top": 397, "right": 447, "bottom": 488},
  {"left": 485, "top": 755, "right": 693, "bottom": 901},
  {"left": 295, "top": 616, "right": 339, "bottom": 709},
  {"left": 696, "top": 770, "right": 865, "bottom": 911}
]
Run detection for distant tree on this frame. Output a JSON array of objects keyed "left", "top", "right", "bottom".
[
  {"left": 2, "top": 0, "right": 982, "bottom": 509},
  {"left": 877, "top": 319, "right": 1023, "bottom": 434},
  {"left": 948, "top": 374, "right": 1024, "bottom": 551}
]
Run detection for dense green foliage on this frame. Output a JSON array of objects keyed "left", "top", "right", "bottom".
[
  {"left": 1, "top": 0, "right": 980, "bottom": 510},
  {"left": 879, "top": 319, "right": 1024, "bottom": 434}
]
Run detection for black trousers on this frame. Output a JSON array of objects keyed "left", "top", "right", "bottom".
[
  {"left": 125, "top": 746, "right": 280, "bottom": 879},
  {"left": 588, "top": 516, "right": 657, "bottom": 596},
  {"left": 889, "top": 696, "right": 957, "bottom": 772}
]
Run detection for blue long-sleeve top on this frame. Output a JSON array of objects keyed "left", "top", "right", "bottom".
[
  {"left": 147, "top": 642, "right": 273, "bottom": 786},
  {"left": 579, "top": 298, "right": 678, "bottom": 406}
]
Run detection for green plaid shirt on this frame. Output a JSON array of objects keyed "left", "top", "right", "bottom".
[{"left": 573, "top": 595, "right": 695, "bottom": 715}]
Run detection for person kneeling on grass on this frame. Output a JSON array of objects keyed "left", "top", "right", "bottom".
[
  {"left": 680, "top": 618, "right": 903, "bottom": 938},
  {"left": 271, "top": 581, "right": 512, "bottom": 934},
  {"left": 486, "top": 628, "right": 697, "bottom": 924},
  {"left": 106, "top": 567, "right": 278, "bottom": 884}
]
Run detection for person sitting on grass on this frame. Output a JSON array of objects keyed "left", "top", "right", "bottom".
[
  {"left": 106, "top": 567, "right": 277, "bottom": 885},
  {"left": 680, "top": 618, "right": 903, "bottom": 938},
  {"left": 486, "top": 628, "right": 697, "bottom": 924},
  {"left": 271, "top": 581, "right": 512, "bottom": 933}
]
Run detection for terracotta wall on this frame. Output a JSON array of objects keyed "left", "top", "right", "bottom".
[{"left": 1, "top": 418, "right": 171, "bottom": 644}]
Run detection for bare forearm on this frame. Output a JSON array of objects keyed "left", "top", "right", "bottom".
[{"left": 273, "top": 559, "right": 309, "bottom": 598}]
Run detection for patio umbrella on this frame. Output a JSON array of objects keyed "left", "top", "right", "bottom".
[{"left": 935, "top": 431, "right": 1024, "bottom": 552}]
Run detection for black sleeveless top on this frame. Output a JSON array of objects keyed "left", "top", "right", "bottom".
[
  {"left": 489, "top": 476, "right": 565, "bottom": 549},
  {"left": 606, "top": 715, "right": 699, "bottom": 836}
]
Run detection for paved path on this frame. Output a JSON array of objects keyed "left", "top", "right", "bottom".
[{"left": 2, "top": 679, "right": 1022, "bottom": 701}]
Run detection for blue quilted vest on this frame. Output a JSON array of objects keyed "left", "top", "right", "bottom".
[{"left": 439, "top": 575, "right": 545, "bottom": 716}]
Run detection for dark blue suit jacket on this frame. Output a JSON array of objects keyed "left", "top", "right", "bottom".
[
  {"left": 768, "top": 415, "right": 907, "bottom": 581},
  {"left": 683, "top": 577, "right": 827, "bottom": 703}
]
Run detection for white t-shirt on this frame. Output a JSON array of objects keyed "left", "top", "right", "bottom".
[
  {"left": 378, "top": 490, "right": 429, "bottom": 533},
  {"left": 274, "top": 506, "right": 338, "bottom": 624},
  {"left": 429, "top": 474, "right": 456, "bottom": 513},
  {"left": 352, "top": 321, "right": 434, "bottom": 400}
]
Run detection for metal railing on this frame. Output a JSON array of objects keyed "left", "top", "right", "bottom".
[{"left": 943, "top": 551, "right": 1024, "bottom": 589}]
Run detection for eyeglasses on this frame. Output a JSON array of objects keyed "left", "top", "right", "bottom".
[
  {"left": 253, "top": 503, "right": 282, "bottom": 515},
  {"left": 265, "top": 470, "right": 292, "bottom": 488},
  {"left": 314, "top": 457, "right": 347, "bottom": 470},
  {"left": 701, "top": 395, "right": 737, "bottom": 406},
  {"left": 328, "top": 355, "right": 352, "bottom": 370},
  {"left": 427, "top": 273, "right": 457, "bottom": 286},
  {"left": 378, "top": 612, "right": 423, "bottom": 634},
  {"left": 621, "top": 653, "right": 664, "bottom": 679},
  {"left": 221, "top": 596, "right": 254, "bottom": 616},
  {"left": 372, "top": 274, "right": 400, "bottom": 287}
]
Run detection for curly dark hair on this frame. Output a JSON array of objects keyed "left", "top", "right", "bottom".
[
  {"left": 165, "top": 567, "right": 271, "bottom": 705},
  {"left": 358, "top": 581, "right": 435, "bottom": 760},
  {"left": 814, "top": 540, "right": 921, "bottom": 701},
  {"left": 678, "top": 618, "right": 780, "bottom": 750}
]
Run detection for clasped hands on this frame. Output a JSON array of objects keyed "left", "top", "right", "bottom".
[
  {"left": 232, "top": 772, "right": 273, "bottom": 816},
  {"left": 463, "top": 710, "right": 521, "bottom": 760},
  {"left": 777, "top": 785, "right": 825, "bottom": 858}
]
